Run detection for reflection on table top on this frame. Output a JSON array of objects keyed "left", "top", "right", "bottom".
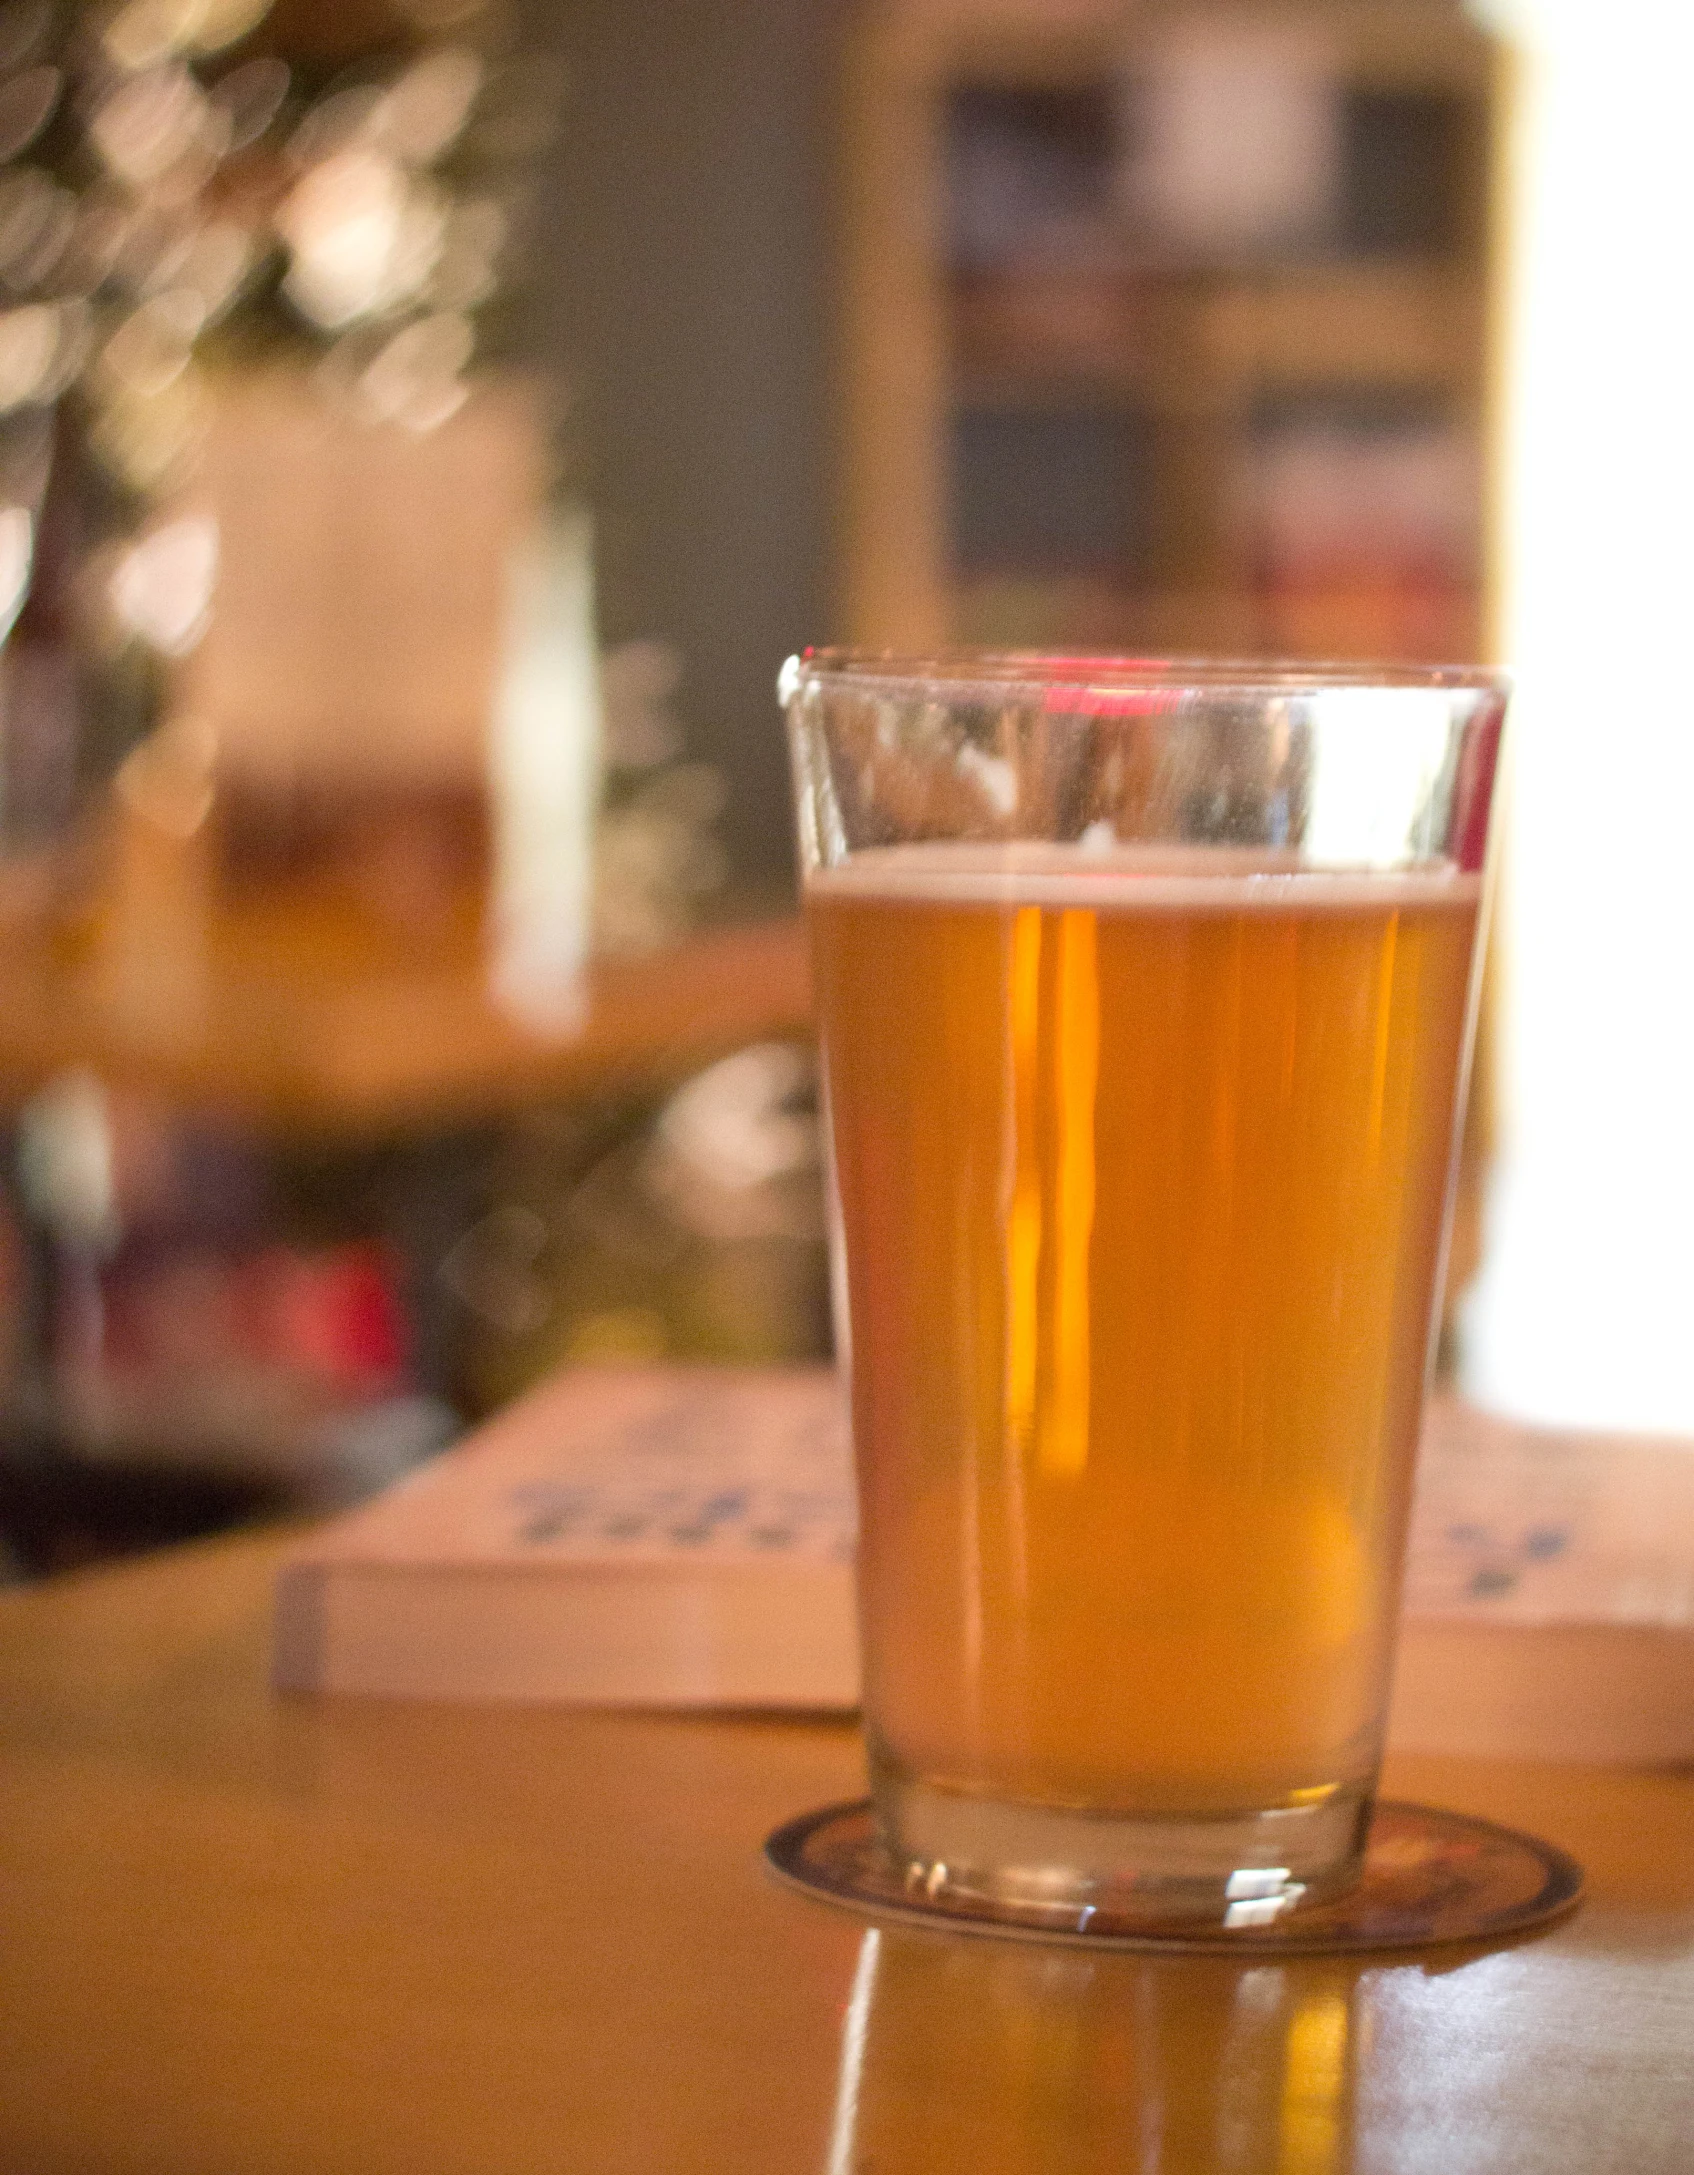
[
  {"left": 2, "top": 1532, "right": 1691, "bottom": 2175},
  {"left": 0, "top": 909, "right": 811, "bottom": 1136}
]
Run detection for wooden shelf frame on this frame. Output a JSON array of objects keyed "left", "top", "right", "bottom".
[{"left": 837, "top": 0, "right": 1503, "bottom": 658}]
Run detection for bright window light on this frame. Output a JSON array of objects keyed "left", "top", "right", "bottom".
[{"left": 1462, "top": 0, "right": 1694, "bottom": 1433}]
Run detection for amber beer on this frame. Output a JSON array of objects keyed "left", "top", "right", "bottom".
[{"left": 809, "top": 845, "right": 1481, "bottom": 1832}]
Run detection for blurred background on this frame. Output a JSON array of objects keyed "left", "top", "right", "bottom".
[{"left": 0, "top": 0, "right": 1683, "bottom": 1576}]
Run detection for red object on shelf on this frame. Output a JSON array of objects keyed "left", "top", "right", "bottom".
[{"left": 100, "top": 1241, "right": 408, "bottom": 1398}]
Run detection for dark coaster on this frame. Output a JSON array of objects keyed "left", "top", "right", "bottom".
[{"left": 764, "top": 1798, "right": 1582, "bottom": 1955}]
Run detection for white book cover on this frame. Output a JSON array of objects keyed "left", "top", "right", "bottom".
[
  {"left": 274, "top": 1367, "right": 857, "bottom": 1707},
  {"left": 275, "top": 1368, "right": 1694, "bottom": 1758}
]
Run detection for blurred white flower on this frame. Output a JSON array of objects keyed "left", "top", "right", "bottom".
[
  {"left": 90, "top": 63, "right": 214, "bottom": 187},
  {"left": 98, "top": 292, "right": 203, "bottom": 398},
  {"left": 154, "top": 219, "right": 252, "bottom": 321},
  {"left": 103, "top": 0, "right": 273, "bottom": 72},
  {"left": 0, "top": 504, "right": 33, "bottom": 638},
  {"left": 428, "top": 194, "right": 505, "bottom": 310},
  {"left": 382, "top": 46, "right": 482, "bottom": 165},
  {"left": 208, "top": 56, "right": 289, "bottom": 152},
  {"left": 87, "top": 359, "right": 204, "bottom": 493},
  {"left": 0, "top": 3, "right": 51, "bottom": 74},
  {"left": 104, "top": 0, "right": 203, "bottom": 71},
  {"left": 0, "top": 67, "right": 59, "bottom": 162},
  {"left": 277, "top": 150, "right": 445, "bottom": 328},
  {"left": 108, "top": 515, "right": 219, "bottom": 654},
  {"left": 187, "top": 0, "right": 273, "bottom": 56},
  {"left": 0, "top": 302, "right": 61, "bottom": 408},
  {"left": 0, "top": 169, "right": 75, "bottom": 292},
  {"left": 114, "top": 712, "right": 219, "bottom": 838},
  {"left": 355, "top": 309, "right": 473, "bottom": 430},
  {"left": 289, "top": 85, "right": 387, "bottom": 170}
]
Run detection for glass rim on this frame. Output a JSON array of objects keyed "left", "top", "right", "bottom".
[{"left": 781, "top": 649, "right": 1512, "bottom": 704}]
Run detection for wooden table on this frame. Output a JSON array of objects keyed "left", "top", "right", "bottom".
[
  {"left": 0, "top": 910, "right": 815, "bottom": 1468},
  {"left": 0, "top": 909, "right": 812, "bottom": 1137},
  {"left": 2, "top": 1535, "right": 1691, "bottom": 2174}
]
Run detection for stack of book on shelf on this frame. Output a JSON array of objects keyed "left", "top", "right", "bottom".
[
  {"left": 1236, "top": 393, "right": 1477, "bottom": 662},
  {"left": 945, "top": 79, "right": 1149, "bottom": 654},
  {"left": 931, "top": 19, "right": 1484, "bottom": 659},
  {"left": 276, "top": 1369, "right": 1694, "bottom": 1765}
]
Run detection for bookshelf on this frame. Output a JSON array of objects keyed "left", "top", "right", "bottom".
[{"left": 838, "top": 0, "right": 1500, "bottom": 666}]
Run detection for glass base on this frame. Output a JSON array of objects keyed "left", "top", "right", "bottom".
[
  {"left": 874, "top": 1768, "right": 1372, "bottom": 1931},
  {"left": 765, "top": 1796, "right": 1584, "bottom": 1953}
]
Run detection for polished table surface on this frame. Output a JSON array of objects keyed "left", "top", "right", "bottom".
[
  {"left": 0, "top": 911, "right": 812, "bottom": 1136},
  {"left": 2, "top": 1534, "right": 1691, "bottom": 2174}
]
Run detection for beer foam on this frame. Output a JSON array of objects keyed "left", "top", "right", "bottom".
[{"left": 805, "top": 842, "right": 1480, "bottom": 913}]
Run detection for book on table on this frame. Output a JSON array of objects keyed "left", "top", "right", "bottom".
[
  {"left": 274, "top": 1367, "right": 857, "bottom": 1709},
  {"left": 274, "top": 1366, "right": 1694, "bottom": 1762},
  {"left": 1391, "top": 1397, "right": 1694, "bottom": 1764}
]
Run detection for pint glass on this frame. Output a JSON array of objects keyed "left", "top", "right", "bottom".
[{"left": 781, "top": 653, "right": 1507, "bottom": 1929}]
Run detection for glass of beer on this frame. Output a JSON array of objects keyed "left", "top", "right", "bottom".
[{"left": 781, "top": 653, "right": 1507, "bottom": 1931}]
